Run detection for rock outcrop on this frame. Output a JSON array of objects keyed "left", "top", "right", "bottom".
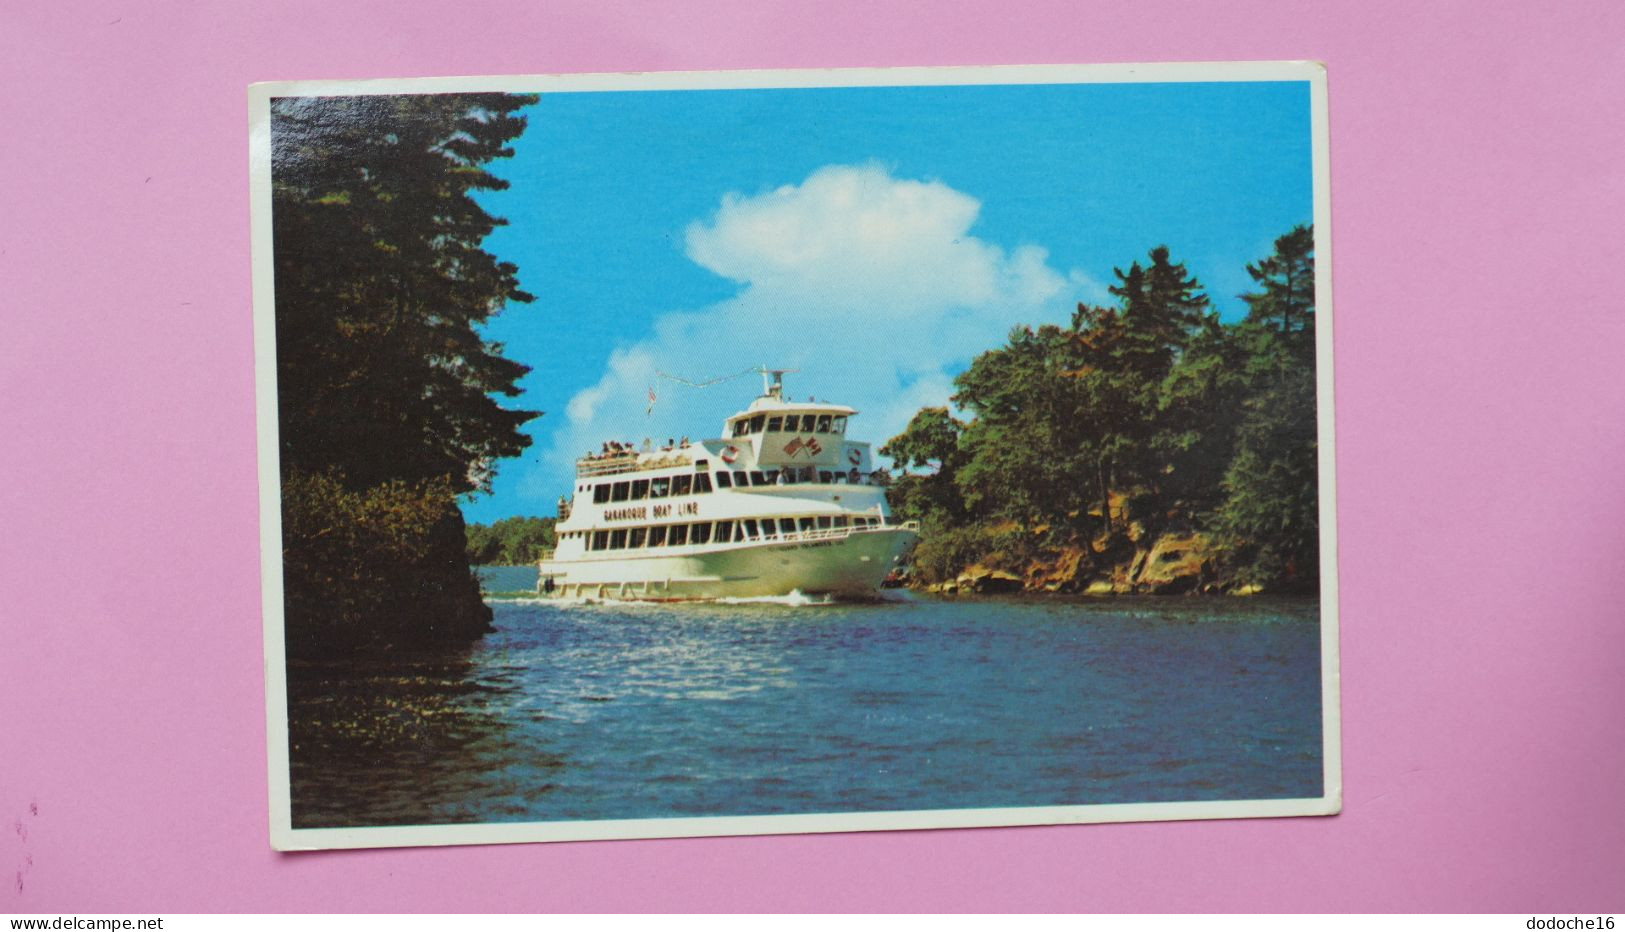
[
  {"left": 954, "top": 565, "right": 1025, "bottom": 594},
  {"left": 920, "top": 531, "right": 1228, "bottom": 596}
]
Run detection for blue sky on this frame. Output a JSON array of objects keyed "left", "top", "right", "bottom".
[{"left": 463, "top": 80, "right": 1312, "bottom": 524}]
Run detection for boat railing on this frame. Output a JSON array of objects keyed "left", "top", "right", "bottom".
[
  {"left": 537, "top": 548, "right": 556, "bottom": 563},
  {"left": 576, "top": 452, "right": 692, "bottom": 477},
  {"left": 753, "top": 519, "right": 919, "bottom": 545}
]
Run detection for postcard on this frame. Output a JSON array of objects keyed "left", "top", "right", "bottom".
[{"left": 250, "top": 61, "right": 1340, "bottom": 850}]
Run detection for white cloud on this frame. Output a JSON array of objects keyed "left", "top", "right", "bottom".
[{"left": 527, "top": 163, "right": 1079, "bottom": 498}]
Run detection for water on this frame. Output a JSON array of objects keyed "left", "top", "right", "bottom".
[{"left": 287, "top": 566, "right": 1324, "bottom": 828}]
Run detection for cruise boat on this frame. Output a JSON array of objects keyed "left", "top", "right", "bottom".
[{"left": 537, "top": 370, "right": 919, "bottom": 600}]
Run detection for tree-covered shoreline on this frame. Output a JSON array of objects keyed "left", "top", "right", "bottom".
[
  {"left": 465, "top": 517, "right": 556, "bottom": 566},
  {"left": 883, "top": 227, "right": 1319, "bottom": 596}
]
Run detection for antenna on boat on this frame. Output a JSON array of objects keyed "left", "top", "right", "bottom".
[{"left": 756, "top": 365, "right": 798, "bottom": 399}]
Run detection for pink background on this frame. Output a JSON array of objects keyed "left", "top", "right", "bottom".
[{"left": 4, "top": 0, "right": 1623, "bottom": 913}]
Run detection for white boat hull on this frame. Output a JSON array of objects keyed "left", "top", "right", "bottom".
[{"left": 537, "top": 526, "right": 917, "bottom": 601}]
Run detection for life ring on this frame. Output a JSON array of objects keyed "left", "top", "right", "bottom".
[
  {"left": 721, "top": 445, "right": 740, "bottom": 464},
  {"left": 847, "top": 448, "right": 861, "bottom": 466}
]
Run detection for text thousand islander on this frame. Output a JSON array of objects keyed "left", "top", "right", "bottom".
[{"left": 538, "top": 370, "right": 920, "bottom": 600}]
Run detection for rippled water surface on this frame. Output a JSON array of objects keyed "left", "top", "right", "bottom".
[{"left": 288, "top": 567, "right": 1324, "bottom": 827}]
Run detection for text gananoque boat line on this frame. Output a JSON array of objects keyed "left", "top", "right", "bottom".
[{"left": 537, "top": 369, "right": 919, "bottom": 600}]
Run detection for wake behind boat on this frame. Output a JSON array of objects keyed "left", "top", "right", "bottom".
[{"left": 537, "top": 369, "right": 919, "bottom": 601}]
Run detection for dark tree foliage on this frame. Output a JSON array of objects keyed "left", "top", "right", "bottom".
[
  {"left": 886, "top": 230, "right": 1321, "bottom": 592},
  {"left": 271, "top": 93, "right": 540, "bottom": 655},
  {"left": 1217, "top": 224, "right": 1319, "bottom": 590},
  {"left": 272, "top": 94, "right": 540, "bottom": 492},
  {"left": 880, "top": 407, "right": 977, "bottom": 579},
  {"left": 280, "top": 472, "right": 484, "bottom": 657}
]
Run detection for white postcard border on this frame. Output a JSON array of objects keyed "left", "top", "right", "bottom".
[{"left": 250, "top": 60, "right": 1340, "bottom": 852}]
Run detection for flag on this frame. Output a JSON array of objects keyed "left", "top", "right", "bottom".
[
  {"left": 807, "top": 437, "right": 822, "bottom": 455},
  {"left": 783, "top": 437, "right": 803, "bottom": 456},
  {"left": 646, "top": 386, "right": 656, "bottom": 416}
]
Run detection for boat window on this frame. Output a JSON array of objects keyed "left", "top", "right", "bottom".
[
  {"left": 759, "top": 520, "right": 777, "bottom": 540},
  {"left": 749, "top": 414, "right": 766, "bottom": 433},
  {"left": 648, "top": 525, "right": 667, "bottom": 547},
  {"left": 672, "top": 474, "right": 692, "bottom": 496},
  {"left": 774, "top": 518, "right": 793, "bottom": 536},
  {"left": 734, "top": 418, "right": 751, "bottom": 436},
  {"left": 834, "top": 516, "right": 848, "bottom": 528},
  {"left": 691, "top": 523, "right": 712, "bottom": 545},
  {"left": 693, "top": 473, "right": 712, "bottom": 494},
  {"left": 669, "top": 524, "right": 689, "bottom": 546},
  {"left": 741, "top": 519, "right": 759, "bottom": 539},
  {"left": 798, "top": 517, "right": 816, "bottom": 532},
  {"left": 749, "top": 470, "right": 767, "bottom": 486},
  {"left": 695, "top": 459, "right": 709, "bottom": 469},
  {"left": 611, "top": 481, "right": 630, "bottom": 502},
  {"left": 609, "top": 529, "right": 627, "bottom": 549},
  {"left": 714, "top": 521, "right": 733, "bottom": 543},
  {"left": 629, "top": 527, "right": 647, "bottom": 548},
  {"left": 819, "top": 471, "right": 833, "bottom": 484},
  {"left": 816, "top": 414, "right": 832, "bottom": 433},
  {"left": 591, "top": 530, "right": 608, "bottom": 551},
  {"left": 630, "top": 479, "right": 649, "bottom": 500},
  {"left": 766, "top": 416, "right": 783, "bottom": 432},
  {"left": 832, "top": 415, "right": 847, "bottom": 433},
  {"left": 817, "top": 516, "right": 832, "bottom": 530},
  {"left": 650, "top": 477, "right": 670, "bottom": 498},
  {"left": 592, "top": 484, "right": 610, "bottom": 504},
  {"left": 714, "top": 471, "right": 732, "bottom": 489}
]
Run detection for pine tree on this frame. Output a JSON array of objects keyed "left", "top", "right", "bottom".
[
  {"left": 270, "top": 93, "right": 541, "bottom": 654},
  {"left": 272, "top": 94, "right": 540, "bottom": 491},
  {"left": 1097, "top": 246, "right": 1214, "bottom": 528},
  {"left": 1217, "top": 224, "right": 1320, "bottom": 590}
]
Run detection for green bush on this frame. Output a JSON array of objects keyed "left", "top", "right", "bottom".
[{"left": 280, "top": 471, "right": 492, "bottom": 658}]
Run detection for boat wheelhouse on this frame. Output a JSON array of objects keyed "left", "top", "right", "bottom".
[{"left": 537, "top": 370, "right": 918, "bottom": 600}]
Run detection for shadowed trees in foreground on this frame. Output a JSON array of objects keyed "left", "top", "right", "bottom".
[{"left": 271, "top": 93, "right": 540, "bottom": 656}]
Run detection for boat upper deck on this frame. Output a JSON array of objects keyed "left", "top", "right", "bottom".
[{"left": 576, "top": 447, "right": 696, "bottom": 478}]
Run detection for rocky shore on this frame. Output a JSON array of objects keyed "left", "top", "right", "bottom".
[{"left": 918, "top": 529, "right": 1265, "bottom": 596}]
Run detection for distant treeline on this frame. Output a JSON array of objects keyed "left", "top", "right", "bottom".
[
  {"left": 883, "top": 226, "right": 1318, "bottom": 593},
  {"left": 466, "top": 517, "right": 557, "bottom": 566},
  {"left": 271, "top": 93, "right": 541, "bottom": 657}
]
